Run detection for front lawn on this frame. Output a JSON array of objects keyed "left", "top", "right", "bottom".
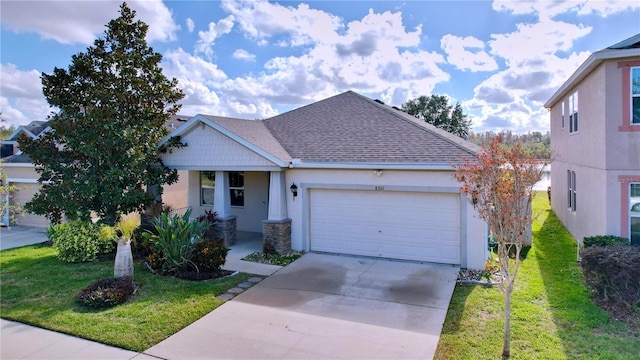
[
  {"left": 435, "top": 192, "right": 640, "bottom": 359},
  {"left": 0, "top": 245, "right": 252, "bottom": 352}
]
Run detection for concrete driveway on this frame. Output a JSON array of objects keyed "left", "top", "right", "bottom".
[
  {"left": 0, "top": 226, "right": 49, "bottom": 250},
  {"left": 145, "top": 253, "right": 459, "bottom": 359}
]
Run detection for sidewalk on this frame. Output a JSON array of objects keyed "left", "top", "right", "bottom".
[{"left": 0, "top": 229, "right": 282, "bottom": 360}]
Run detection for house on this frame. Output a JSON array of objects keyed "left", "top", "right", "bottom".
[
  {"left": 544, "top": 33, "right": 640, "bottom": 245},
  {"left": 1, "top": 116, "right": 191, "bottom": 227},
  {"left": 160, "top": 91, "right": 487, "bottom": 269}
]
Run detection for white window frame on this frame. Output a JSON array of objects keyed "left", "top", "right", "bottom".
[
  {"left": 630, "top": 183, "right": 640, "bottom": 245},
  {"left": 229, "top": 171, "right": 245, "bottom": 208},
  {"left": 569, "top": 91, "right": 578, "bottom": 133},
  {"left": 561, "top": 101, "right": 565, "bottom": 128},
  {"left": 567, "top": 170, "right": 576, "bottom": 212},
  {"left": 200, "top": 171, "right": 215, "bottom": 206},
  {"left": 631, "top": 67, "right": 640, "bottom": 125}
]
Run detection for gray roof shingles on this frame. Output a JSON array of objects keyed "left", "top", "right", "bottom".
[{"left": 260, "top": 91, "right": 479, "bottom": 164}]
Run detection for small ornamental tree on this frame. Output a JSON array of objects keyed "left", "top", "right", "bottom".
[
  {"left": 452, "top": 136, "right": 545, "bottom": 358},
  {"left": 18, "top": 2, "right": 184, "bottom": 226}
]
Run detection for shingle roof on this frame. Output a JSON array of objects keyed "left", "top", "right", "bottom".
[
  {"left": 201, "top": 115, "right": 293, "bottom": 162},
  {"left": 1, "top": 153, "right": 32, "bottom": 163},
  {"left": 262, "top": 91, "right": 479, "bottom": 164}
]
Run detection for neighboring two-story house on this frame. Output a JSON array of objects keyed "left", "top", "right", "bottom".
[{"left": 544, "top": 33, "right": 640, "bottom": 245}]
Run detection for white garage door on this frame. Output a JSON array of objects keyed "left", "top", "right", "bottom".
[
  {"left": 310, "top": 189, "right": 460, "bottom": 264},
  {"left": 11, "top": 183, "right": 50, "bottom": 227}
]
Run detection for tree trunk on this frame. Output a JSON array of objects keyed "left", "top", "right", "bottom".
[
  {"left": 502, "top": 288, "right": 512, "bottom": 358},
  {"left": 114, "top": 237, "right": 134, "bottom": 280}
]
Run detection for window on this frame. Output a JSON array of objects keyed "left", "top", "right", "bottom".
[
  {"left": 632, "top": 67, "right": 640, "bottom": 125},
  {"left": 201, "top": 171, "right": 215, "bottom": 205},
  {"left": 630, "top": 183, "right": 640, "bottom": 245},
  {"left": 568, "top": 91, "right": 578, "bottom": 133},
  {"left": 200, "top": 171, "right": 245, "bottom": 207},
  {"left": 229, "top": 172, "right": 244, "bottom": 207},
  {"left": 567, "top": 170, "right": 576, "bottom": 212},
  {"left": 561, "top": 101, "right": 565, "bottom": 128}
]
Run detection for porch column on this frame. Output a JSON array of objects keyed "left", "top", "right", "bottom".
[
  {"left": 213, "top": 171, "right": 237, "bottom": 246},
  {"left": 262, "top": 171, "right": 291, "bottom": 254},
  {"left": 267, "top": 171, "right": 288, "bottom": 220}
]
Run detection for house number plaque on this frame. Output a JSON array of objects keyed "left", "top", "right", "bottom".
[{"left": 374, "top": 186, "right": 385, "bottom": 191}]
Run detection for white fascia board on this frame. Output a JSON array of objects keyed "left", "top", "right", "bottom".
[
  {"left": 1, "top": 162, "right": 35, "bottom": 167},
  {"left": 544, "top": 48, "right": 640, "bottom": 109},
  {"left": 7, "top": 178, "right": 39, "bottom": 183},
  {"left": 6, "top": 127, "right": 37, "bottom": 141},
  {"left": 288, "top": 162, "right": 454, "bottom": 170},
  {"left": 159, "top": 114, "right": 288, "bottom": 168}
]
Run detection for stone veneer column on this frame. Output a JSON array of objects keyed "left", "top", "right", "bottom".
[
  {"left": 262, "top": 171, "right": 291, "bottom": 254},
  {"left": 262, "top": 219, "right": 291, "bottom": 254},
  {"left": 213, "top": 171, "right": 237, "bottom": 246}
]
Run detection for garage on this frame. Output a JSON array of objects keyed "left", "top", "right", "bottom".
[
  {"left": 10, "top": 183, "right": 50, "bottom": 228},
  {"left": 309, "top": 188, "right": 461, "bottom": 264}
]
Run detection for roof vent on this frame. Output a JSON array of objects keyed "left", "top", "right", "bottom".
[{"left": 374, "top": 99, "right": 385, "bottom": 104}]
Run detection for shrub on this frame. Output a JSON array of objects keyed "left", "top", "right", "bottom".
[
  {"left": 76, "top": 277, "right": 135, "bottom": 308},
  {"left": 191, "top": 240, "right": 228, "bottom": 273},
  {"left": 142, "top": 209, "right": 212, "bottom": 273},
  {"left": 583, "top": 235, "right": 630, "bottom": 248},
  {"left": 49, "top": 221, "right": 116, "bottom": 262},
  {"left": 580, "top": 245, "right": 640, "bottom": 307},
  {"left": 196, "top": 209, "right": 217, "bottom": 241}
]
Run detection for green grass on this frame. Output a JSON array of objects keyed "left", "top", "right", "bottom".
[
  {"left": 435, "top": 192, "right": 640, "bottom": 359},
  {"left": 0, "top": 246, "right": 253, "bottom": 351}
]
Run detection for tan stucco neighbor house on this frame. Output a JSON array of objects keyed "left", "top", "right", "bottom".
[
  {"left": 544, "top": 33, "right": 640, "bottom": 245},
  {"left": 160, "top": 91, "right": 487, "bottom": 269}
]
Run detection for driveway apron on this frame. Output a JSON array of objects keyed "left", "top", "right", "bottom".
[{"left": 145, "top": 253, "right": 459, "bottom": 359}]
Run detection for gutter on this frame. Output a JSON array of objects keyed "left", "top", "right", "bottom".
[{"left": 287, "top": 160, "right": 454, "bottom": 170}]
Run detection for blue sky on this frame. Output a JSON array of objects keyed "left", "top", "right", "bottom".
[{"left": 1, "top": 0, "right": 639, "bottom": 133}]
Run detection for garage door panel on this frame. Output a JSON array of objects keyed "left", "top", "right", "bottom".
[
  {"left": 11, "top": 183, "right": 50, "bottom": 228},
  {"left": 310, "top": 189, "right": 460, "bottom": 264}
]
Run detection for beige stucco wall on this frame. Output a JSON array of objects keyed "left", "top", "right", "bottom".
[
  {"left": 549, "top": 57, "right": 640, "bottom": 242},
  {"left": 162, "top": 169, "right": 189, "bottom": 210},
  {"left": 284, "top": 168, "right": 487, "bottom": 270},
  {"left": 1, "top": 164, "right": 39, "bottom": 180}
]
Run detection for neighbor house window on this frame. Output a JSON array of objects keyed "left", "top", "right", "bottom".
[
  {"left": 632, "top": 67, "right": 640, "bottom": 124},
  {"left": 229, "top": 172, "right": 245, "bottom": 207},
  {"left": 561, "top": 101, "right": 565, "bottom": 128},
  {"left": 567, "top": 170, "right": 576, "bottom": 212},
  {"left": 569, "top": 91, "right": 578, "bottom": 133},
  {"left": 201, "top": 171, "right": 215, "bottom": 206},
  {"left": 630, "top": 183, "right": 640, "bottom": 245}
]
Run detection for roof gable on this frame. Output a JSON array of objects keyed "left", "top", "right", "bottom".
[
  {"left": 263, "top": 91, "right": 479, "bottom": 165},
  {"left": 160, "top": 115, "right": 288, "bottom": 169}
]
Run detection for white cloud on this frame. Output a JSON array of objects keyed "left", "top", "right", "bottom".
[
  {"left": 221, "top": 0, "right": 343, "bottom": 46},
  {"left": 0, "top": 64, "right": 52, "bottom": 126},
  {"left": 233, "top": 49, "right": 256, "bottom": 62},
  {"left": 195, "top": 15, "right": 235, "bottom": 60},
  {"left": 0, "top": 0, "right": 179, "bottom": 45},
  {"left": 186, "top": 18, "right": 195, "bottom": 33},
  {"left": 492, "top": 0, "right": 640, "bottom": 19},
  {"left": 441, "top": 34, "right": 498, "bottom": 72}
]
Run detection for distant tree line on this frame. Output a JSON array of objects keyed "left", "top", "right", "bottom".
[{"left": 467, "top": 130, "right": 551, "bottom": 159}]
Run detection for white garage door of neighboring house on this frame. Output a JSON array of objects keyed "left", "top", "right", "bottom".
[
  {"left": 310, "top": 189, "right": 460, "bottom": 264},
  {"left": 11, "top": 183, "right": 50, "bottom": 227}
]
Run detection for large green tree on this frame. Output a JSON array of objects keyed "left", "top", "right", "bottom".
[
  {"left": 402, "top": 95, "right": 471, "bottom": 138},
  {"left": 19, "top": 3, "right": 184, "bottom": 226}
]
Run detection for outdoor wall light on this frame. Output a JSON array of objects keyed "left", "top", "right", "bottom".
[
  {"left": 290, "top": 183, "right": 298, "bottom": 198},
  {"left": 374, "top": 169, "right": 383, "bottom": 177}
]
